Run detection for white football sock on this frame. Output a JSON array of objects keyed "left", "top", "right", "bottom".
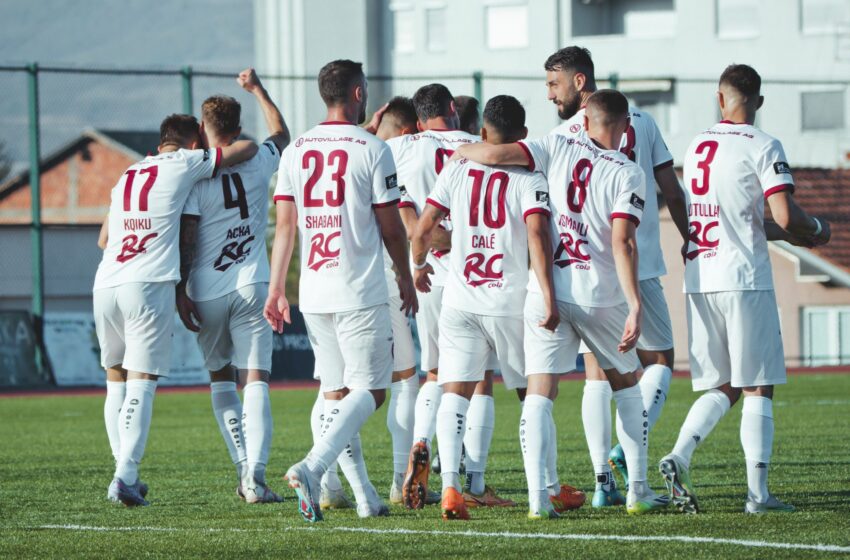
[
  {"left": 104, "top": 380, "right": 125, "bottom": 463},
  {"left": 582, "top": 380, "right": 613, "bottom": 485},
  {"left": 114, "top": 379, "right": 156, "bottom": 485},
  {"left": 638, "top": 364, "right": 671, "bottom": 431},
  {"left": 520, "top": 395, "right": 552, "bottom": 512},
  {"left": 741, "top": 396, "right": 773, "bottom": 503},
  {"left": 387, "top": 375, "right": 417, "bottom": 476},
  {"left": 412, "top": 380, "right": 442, "bottom": 443},
  {"left": 435, "top": 392, "right": 469, "bottom": 492},
  {"left": 210, "top": 381, "right": 246, "bottom": 481},
  {"left": 305, "top": 390, "right": 376, "bottom": 477},
  {"left": 242, "top": 381, "right": 272, "bottom": 485},
  {"left": 314, "top": 395, "right": 344, "bottom": 491},
  {"left": 670, "top": 389, "right": 731, "bottom": 469},
  {"left": 614, "top": 385, "right": 649, "bottom": 496},
  {"left": 337, "top": 431, "right": 371, "bottom": 505},
  {"left": 546, "top": 410, "right": 560, "bottom": 496},
  {"left": 463, "top": 394, "right": 494, "bottom": 495}
]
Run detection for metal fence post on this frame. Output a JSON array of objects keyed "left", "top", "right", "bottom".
[
  {"left": 181, "top": 65, "right": 194, "bottom": 115},
  {"left": 27, "top": 62, "right": 48, "bottom": 378},
  {"left": 473, "top": 71, "right": 483, "bottom": 117},
  {"left": 608, "top": 72, "right": 619, "bottom": 90}
]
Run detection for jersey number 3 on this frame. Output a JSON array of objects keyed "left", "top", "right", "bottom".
[{"left": 691, "top": 140, "right": 718, "bottom": 195}]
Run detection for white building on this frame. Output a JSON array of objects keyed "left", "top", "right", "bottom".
[{"left": 255, "top": 0, "right": 850, "bottom": 167}]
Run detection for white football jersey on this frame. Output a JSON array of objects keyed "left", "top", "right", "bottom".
[
  {"left": 427, "top": 158, "right": 550, "bottom": 317},
  {"left": 395, "top": 128, "right": 480, "bottom": 286},
  {"left": 93, "top": 148, "right": 222, "bottom": 290},
  {"left": 183, "top": 141, "right": 281, "bottom": 302},
  {"left": 552, "top": 106, "right": 672, "bottom": 281},
  {"left": 682, "top": 121, "right": 794, "bottom": 294},
  {"left": 520, "top": 134, "right": 646, "bottom": 307},
  {"left": 273, "top": 122, "right": 399, "bottom": 313}
]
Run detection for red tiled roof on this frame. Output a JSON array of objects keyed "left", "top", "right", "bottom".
[{"left": 792, "top": 168, "right": 850, "bottom": 273}]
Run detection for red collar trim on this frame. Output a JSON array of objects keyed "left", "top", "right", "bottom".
[
  {"left": 320, "top": 120, "right": 355, "bottom": 125},
  {"left": 427, "top": 128, "right": 460, "bottom": 132},
  {"left": 719, "top": 119, "right": 749, "bottom": 125}
]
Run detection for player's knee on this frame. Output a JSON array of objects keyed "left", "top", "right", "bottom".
[
  {"left": 606, "top": 369, "right": 637, "bottom": 391},
  {"left": 742, "top": 385, "right": 773, "bottom": 399},
  {"left": 716, "top": 383, "right": 742, "bottom": 406}
]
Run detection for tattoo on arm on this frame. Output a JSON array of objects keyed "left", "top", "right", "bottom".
[{"left": 179, "top": 216, "right": 199, "bottom": 286}]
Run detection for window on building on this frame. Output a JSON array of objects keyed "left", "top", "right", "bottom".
[
  {"left": 716, "top": 0, "right": 760, "bottom": 39},
  {"left": 486, "top": 3, "right": 529, "bottom": 49},
  {"left": 802, "top": 307, "right": 850, "bottom": 366},
  {"left": 801, "top": 90, "right": 846, "bottom": 131},
  {"left": 801, "top": 0, "right": 850, "bottom": 34},
  {"left": 393, "top": 8, "right": 415, "bottom": 53},
  {"left": 426, "top": 7, "right": 447, "bottom": 51},
  {"left": 571, "top": 0, "right": 675, "bottom": 38}
]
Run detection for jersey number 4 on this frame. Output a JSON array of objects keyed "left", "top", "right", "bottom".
[{"left": 222, "top": 173, "right": 249, "bottom": 218}]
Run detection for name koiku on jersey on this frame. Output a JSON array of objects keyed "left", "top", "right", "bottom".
[{"left": 123, "top": 218, "right": 151, "bottom": 232}]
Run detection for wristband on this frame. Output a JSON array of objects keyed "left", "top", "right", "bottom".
[
  {"left": 812, "top": 217, "right": 822, "bottom": 236},
  {"left": 413, "top": 260, "right": 429, "bottom": 270}
]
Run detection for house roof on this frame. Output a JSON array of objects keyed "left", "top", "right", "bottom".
[
  {"left": 0, "top": 129, "right": 157, "bottom": 202},
  {"left": 791, "top": 168, "right": 850, "bottom": 274}
]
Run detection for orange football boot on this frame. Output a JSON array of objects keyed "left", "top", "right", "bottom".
[
  {"left": 549, "top": 484, "right": 586, "bottom": 513},
  {"left": 441, "top": 487, "right": 470, "bottom": 520}
]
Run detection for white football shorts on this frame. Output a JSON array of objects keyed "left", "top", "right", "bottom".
[
  {"left": 525, "top": 292, "right": 641, "bottom": 376},
  {"left": 388, "top": 279, "right": 416, "bottom": 372},
  {"left": 305, "top": 303, "right": 393, "bottom": 392},
  {"left": 415, "top": 286, "right": 443, "bottom": 372},
  {"left": 577, "top": 277, "right": 673, "bottom": 356},
  {"left": 93, "top": 281, "right": 175, "bottom": 377},
  {"left": 195, "top": 282, "right": 272, "bottom": 372},
  {"left": 687, "top": 290, "right": 786, "bottom": 391},
  {"left": 636, "top": 277, "right": 674, "bottom": 351},
  {"left": 437, "top": 306, "right": 526, "bottom": 390}
]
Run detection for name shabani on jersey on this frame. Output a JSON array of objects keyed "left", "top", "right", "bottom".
[
  {"left": 273, "top": 122, "right": 399, "bottom": 314},
  {"left": 552, "top": 106, "right": 672, "bottom": 281},
  {"left": 520, "top": 134, "right": 646, "bottom": 307},
  {"left": 682, "top": 121, "right": 794, "bottom": 294},
  {"left": 426, "top": 158, "right": 550, "bottom": 317},
  {"left": 183, "top": 140, "right": 281, "bottom": 302},
  {"left": 94, "top": 147, "right": 222, "bottom": 290},
  {"left": 393, "top": 129, "right": 480, "bottom": 287}
]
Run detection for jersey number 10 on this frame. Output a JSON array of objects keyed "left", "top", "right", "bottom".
[{"left": 467, "top": 169, "right": 508, "bottom": 228}]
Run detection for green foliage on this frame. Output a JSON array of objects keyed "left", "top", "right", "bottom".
[{"left": 1, "top": 374, "right": 849, "bottom": 558}]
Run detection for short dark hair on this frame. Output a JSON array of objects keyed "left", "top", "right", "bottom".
[
  {"left": 482, "top": 95, "right": 526, "bottom": 138},
  {"left": 454, "top": 95, "right": 480, "bottom": 134},
  {"left": 585, "top": 89, "right": 629, "bottom": 124},
  {"left": 544, "top": 46, "right": 595, "bottom": 81},
  {"left": 719, "top": 64, "right": 761, "bottom": 98},
  {"left": 412, "top": 83, "right": 454, "bottom": 122},
  {"left": 318, "top": 59, "right": 364, "bottom": 106},
  {"left": 383, "top": 96, "right": 418, "bottom": 129},
  {"left": 202, "top": 95, "right": 241, "bottom": 136},
  {"left": 159, "top": 114, "right": 200, "bottom": 146}
]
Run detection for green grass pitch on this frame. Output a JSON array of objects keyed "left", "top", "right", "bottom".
[{"left": 2, "top": 373, "right": 849, "bottom": 558}]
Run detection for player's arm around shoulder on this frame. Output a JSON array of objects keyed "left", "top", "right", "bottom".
[{"left": 455, "top": 140, "right": 531, "bottom": 167}]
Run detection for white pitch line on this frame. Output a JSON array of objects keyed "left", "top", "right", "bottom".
[{"left": 29, "top": 524, "right": 850, "bottom": 554}]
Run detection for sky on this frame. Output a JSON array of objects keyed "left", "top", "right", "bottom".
[{"left": 0, "top": 0, "right": 255, "bottom": 169}]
